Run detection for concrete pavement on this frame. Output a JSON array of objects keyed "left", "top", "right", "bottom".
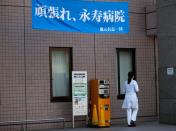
[{"left": 32, "top": 121, "right": 176, "bottom": 131}]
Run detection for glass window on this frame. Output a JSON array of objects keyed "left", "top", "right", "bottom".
[
  {"left": 50, "top": 48, "right": 72, "bottom": 102},
  {"left": 117, "top": 48, "right": 135, "bottom": 99}
]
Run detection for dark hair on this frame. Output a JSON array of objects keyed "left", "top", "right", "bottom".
[{"left": 128, "top": 72, "right": 134, "bottom": 84}]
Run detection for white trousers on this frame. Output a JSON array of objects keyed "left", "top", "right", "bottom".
[{"left": 126, "top": 108, "right": 138, "bottom": 125}]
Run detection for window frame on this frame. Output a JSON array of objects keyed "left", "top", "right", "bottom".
[
  {"left": 49, "top": 47, "right": 72, "bottom": 102},
  {"left": 116, "top": 48, "right": 136, "bottom": 99}
]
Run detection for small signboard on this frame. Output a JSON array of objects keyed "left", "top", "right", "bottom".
[
  {"left": 72, "top": 71, "right": 87, "bottom": 128},
  {"left": 167, "top": 68, "right": 174, "bottom": 75},
  {"left": 72, "top": 71, "right": 87, "bottom": 116}
]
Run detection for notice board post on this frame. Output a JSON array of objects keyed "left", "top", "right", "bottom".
[{"left": 72, "top": 71, "right": 88, "bottom": 128}]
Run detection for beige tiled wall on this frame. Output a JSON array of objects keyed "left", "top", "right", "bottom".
[{"left": 0, "top": 0, "right": 157, "bottom": 130}]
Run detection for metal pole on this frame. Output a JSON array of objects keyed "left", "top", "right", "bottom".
[
  {"left": 72, "top": 116, "right": 74, "bottom": 128},
  {"left": 72, "top": 92, "right": 74, "bottom": 128}
]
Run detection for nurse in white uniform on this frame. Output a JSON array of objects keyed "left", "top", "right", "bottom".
[{"left": 122, "top": 72, "right": 139, "bottom": 127}]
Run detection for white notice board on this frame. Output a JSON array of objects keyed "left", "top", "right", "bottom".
[
  {"left": 72, "top": 71, "right": 88, "bottom": 116},
  {"left": 167, "top": 68, "right": 174, "bottom": 75}
]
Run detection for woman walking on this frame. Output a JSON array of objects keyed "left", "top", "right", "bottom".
[{"left": 122, "top": 72, "right": 139, "bottom": 127}]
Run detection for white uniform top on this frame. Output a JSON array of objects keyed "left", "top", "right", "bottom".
[{"left": 122, "top": 80, "right": 139, "bottom": 109}]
